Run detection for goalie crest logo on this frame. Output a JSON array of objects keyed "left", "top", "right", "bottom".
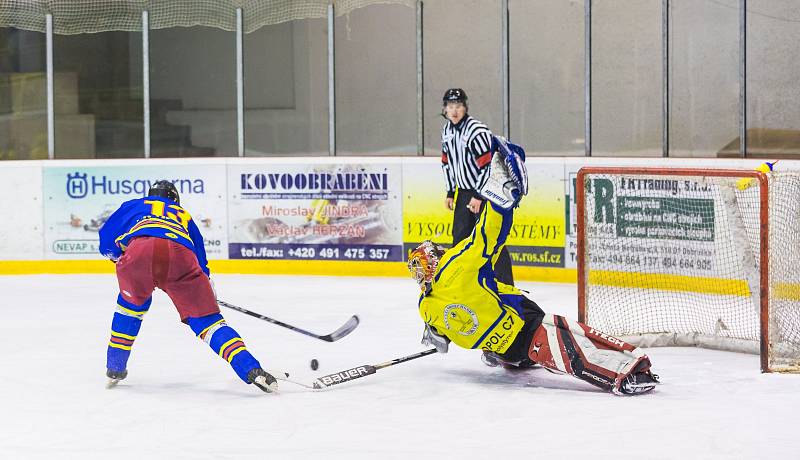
[{"left": 443, "top": 304, "right": 478, "bottom": 336}]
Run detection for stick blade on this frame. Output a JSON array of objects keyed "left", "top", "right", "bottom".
[
  {"left": 320, "top": 315, "right": 360, "bottom": 342},
  {"left": 312, "top": 364, "right": 377, "bottom": 389}
]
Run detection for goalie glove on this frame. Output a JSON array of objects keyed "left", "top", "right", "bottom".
[
  {"left": 476, "top": 136, "right": 528, "bottom": 209},
  {"left": 421, "top": 324, "right": 450, "bottom": 354}
]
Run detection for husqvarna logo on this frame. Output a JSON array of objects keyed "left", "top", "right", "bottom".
[
  {"left": 63, "top": 172, "right": 204, "bottom": 199},
  {"left": 67, "top": 172, "right": 89, "bottom": 198}
]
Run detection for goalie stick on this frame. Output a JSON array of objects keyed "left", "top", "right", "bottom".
[
  {"left": 217, "top": 299, "right": 359, "bottom": 342},
  {"left": 275, "top": 349, "right": 439, "bottom": 390}
]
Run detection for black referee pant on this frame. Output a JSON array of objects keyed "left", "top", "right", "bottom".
[{"left": 452, "top": 188, "right": 514, "bottom": 285}]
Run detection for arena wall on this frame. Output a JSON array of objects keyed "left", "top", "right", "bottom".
[{"left": 0, "top": 156, "right": 791, "bottom": 282}]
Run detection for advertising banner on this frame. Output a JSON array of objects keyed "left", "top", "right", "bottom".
[
  {"left": 227, "top": 163, "right": 403, "bottom": 262},
  {"left": 42, "top": 165, "right": 228, "bottom": 259},
  {"left": 402, "top": 160, "right": 567, "bottom": 267},
  {"left": 0, "top": 164, "right": 42, "bottom": 260},
  {"left": 566, "top": 167, "right": 579, "bottom": 269},
  {"left": 579, "top": 173, "right": 722, "bottom": 276}
]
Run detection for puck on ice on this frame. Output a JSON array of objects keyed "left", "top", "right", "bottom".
[{"left": 310, "top": 359, "right": 319, "bottom": 371}]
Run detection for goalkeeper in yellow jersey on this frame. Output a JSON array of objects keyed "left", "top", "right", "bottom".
[{"left": 408, "top": 137, "right": 659, "bottom": 395}]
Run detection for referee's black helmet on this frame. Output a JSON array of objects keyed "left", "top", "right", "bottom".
[{"left": 442, "top": 88, "right": 468, "bottom": 107}]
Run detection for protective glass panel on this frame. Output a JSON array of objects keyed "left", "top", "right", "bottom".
[
  {"left": 335, "top": 4, "right": 416, "bottom": 156},
  {"left": 747, "top": 1, "right": 800, "bottom": 157},
  {"left": 150, "top": 25, "right": 236, "bottom": 157},
  {"left": 509, "top": 0, "right": 584, "bottom": 156},
  {"left": 423, "top": 0, "right": 502, "bottom": 156},
  {"left": 592, "top": 0, "right": 662, "bottom": 157},
  {"left": 244, "top": 19, "right": 328, "bottom": 156},
  {"left": 53, "top": 31, "right": 143, "bottom": 159},
  {"left": 0, "top": 27, "right": 47, "bottom": 160},
  {"left": 670, "top": 0, "right": 738, "bottom": 158}
]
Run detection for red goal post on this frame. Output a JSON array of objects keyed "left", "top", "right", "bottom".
[{"left": 576, "top": 166, "right": 800, "bottom": 373}]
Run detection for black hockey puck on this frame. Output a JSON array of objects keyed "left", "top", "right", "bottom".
[{"left": 310, "top": 359, "right": 319, "bottom": 371}]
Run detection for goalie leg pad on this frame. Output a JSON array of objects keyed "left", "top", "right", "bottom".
[{"left": 527, "top": 315, "right": 651, "bottom": 393}]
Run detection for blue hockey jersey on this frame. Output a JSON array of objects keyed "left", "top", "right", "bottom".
[{"left": 98, "top": 196, "right": 210, "bottom": 276}]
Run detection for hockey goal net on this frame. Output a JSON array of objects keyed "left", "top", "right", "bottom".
[{"left": 576, "top": 167, "right": 800, "bottom": 372}]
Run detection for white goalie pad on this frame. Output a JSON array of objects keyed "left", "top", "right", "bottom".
[{"left": 530, "top": 314, "right": 649, "bottom": 392}]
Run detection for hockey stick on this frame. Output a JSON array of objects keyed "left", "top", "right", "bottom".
[
  {"left": 217, "top": 299, "right": 359, "bottom": 342},
  {"left": 307, "top": 348, "right": 439, "bottom": 389}
]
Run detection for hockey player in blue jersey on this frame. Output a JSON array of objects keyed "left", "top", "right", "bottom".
[{"left": 99, "top": 180, "right": 280, "bottom": 393}]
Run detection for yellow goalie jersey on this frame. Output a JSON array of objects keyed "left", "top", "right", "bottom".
[{"left": 418, "top": 203, "right": 526, "bottom": 353}]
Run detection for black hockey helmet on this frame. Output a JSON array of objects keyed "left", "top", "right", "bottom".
[
  {"left": 442, "top": 88, "right": 468, "bottom": 107},
  {"left": 148, "top": 180, "right": 180, "bottom": 204}
]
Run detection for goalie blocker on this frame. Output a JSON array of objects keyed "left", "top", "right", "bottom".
[{"left": 476, "top": 136, "right": 528, "bottom": 209}]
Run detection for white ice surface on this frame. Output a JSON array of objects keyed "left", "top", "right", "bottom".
[{"left": 1, "top": 275, "right": 798, "bottom": 460}]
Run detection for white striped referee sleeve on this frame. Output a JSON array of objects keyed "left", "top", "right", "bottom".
[
  {"left": 470, "top": 130, "right": 494, "bottom": 189},
  {"left": 441, "top": 146, "right": 456, "bottom": 197}
]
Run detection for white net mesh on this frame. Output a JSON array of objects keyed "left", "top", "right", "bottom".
[
  {"left": 0, "top": 0, "right": 415, "bottom": 34},
  {"left": 579, "top": 169, "right": 800, "bottom": 372},
  {"left": 765, "top": 173, "right": 800, "bottom": 370}
]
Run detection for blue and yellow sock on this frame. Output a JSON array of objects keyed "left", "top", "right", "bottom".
[
  {"left": 187, "top": 313, "right": 261, "bottom": 383},
  {"left": 107, "top": 294, "right": 151, "bottom": 372}
]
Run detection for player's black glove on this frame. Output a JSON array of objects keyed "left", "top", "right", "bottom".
[{"left": 421, "top": 324, "right": 450, "bottom": 354}]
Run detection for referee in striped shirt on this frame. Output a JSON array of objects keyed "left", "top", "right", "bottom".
[{"left": 440, "top": 88, "right": 514, "bottom": 285}]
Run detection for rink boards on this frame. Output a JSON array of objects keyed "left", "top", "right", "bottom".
[{"left": 0, "top": 156, "right": 797, "bottom": 283}]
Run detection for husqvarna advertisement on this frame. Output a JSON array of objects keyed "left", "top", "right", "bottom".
[
  {"left": 42, "top": 165, "right": 228, "bottom": 259},
  {"left": 227, "top": 163, "right": 403, "bottom": 262}
]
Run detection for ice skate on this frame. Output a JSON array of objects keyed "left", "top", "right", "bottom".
[
  {"left": 247, "top": 368, "right": 278, "bottom": 393},
  {"left": 502, "top": 358, "right": 539, "bottom": 371},
  {"left": 482, "top": 351, "right": 540, "bottom": 371},
  {"left": 614, "top": 358, "right": 659, "bottom": 395},
  {"left": 106, "top": 368, "right": 127, "bottom": 389},
  {"left": 618, "top": 370, "right": 660, "bottom": 395}
]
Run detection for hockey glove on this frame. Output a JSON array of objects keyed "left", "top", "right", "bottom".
[
  {"left": 421, "top": 324, "right": 450, "bottom": 354},
  {"left": 476, "top": 136, "right": 528, "bottom": 209}
]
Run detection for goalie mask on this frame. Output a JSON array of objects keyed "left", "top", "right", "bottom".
[{"left": 407, "top": 241, "right": 447, "bottom": 290}]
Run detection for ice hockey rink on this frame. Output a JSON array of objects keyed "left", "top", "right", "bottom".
[{"left": 1, "top": 274, "right": 798, "bottom": 459}]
